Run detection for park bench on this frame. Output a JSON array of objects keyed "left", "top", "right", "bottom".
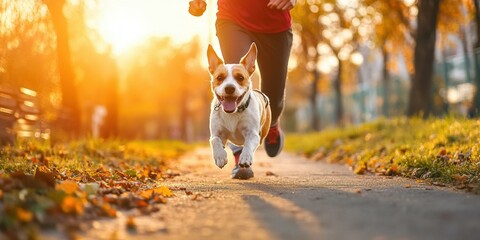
[{"left": 0, "top": 87, "right": 49, "bottom": 144}]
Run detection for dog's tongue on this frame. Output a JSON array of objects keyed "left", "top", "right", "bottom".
[{"left": 221, "top": 99, "right": 237, "bottom": 112}]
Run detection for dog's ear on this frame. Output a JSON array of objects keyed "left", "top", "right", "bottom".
[
  {"left": 207, "top": 44, "right": 223, "bottom": 74},
  {"left": 240, "top": 43, "right": 257, "bottom": 75}
]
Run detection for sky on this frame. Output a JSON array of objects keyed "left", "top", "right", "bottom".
[{"left": 95, "top": 0, "right": 217, "bottom": 55}]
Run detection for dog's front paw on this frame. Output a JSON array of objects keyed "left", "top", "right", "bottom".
[
  {"left": 238, "top": 152, "right": 253, "bottom": 168},
  {"left": 213, "top": 148, "right": 228, "bottom": 168}
]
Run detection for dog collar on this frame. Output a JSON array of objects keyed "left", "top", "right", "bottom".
[
  {"left": 214, "top": 92, "right": 251, "bottom": 113},
  {"left": 236, "top": 93, "right": 251, "bottom": 113}
]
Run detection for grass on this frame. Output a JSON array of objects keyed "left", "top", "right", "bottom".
[
  {"left": 0, "top": 139, "right": 189, "bottom": 177},
  {"left": 285, "top": 117, "right": 480, "bottom": 192},
  {"left": 0, "top": 138, "right": 190, "bottom": 238}
]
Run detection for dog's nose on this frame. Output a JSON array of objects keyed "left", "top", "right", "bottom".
[{"left": 225, "top": 85, "right": 235, "bottom": 95}]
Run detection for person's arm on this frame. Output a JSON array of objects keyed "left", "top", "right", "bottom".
[
  {"left": 267, "top": 0, "right": 296, "bottom": 11},
  {"left": 188, "top": 0, "right": 207, "bottom": 17}
]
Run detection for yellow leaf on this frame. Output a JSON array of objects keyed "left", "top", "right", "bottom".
[
  {"left": 17, "top": 208, "right": 33, "bottom": 223},
  {"left": 139, "top": 189, "right": 153, "bottom": 199},
  {"left": 154, "top": 186, "right": 174, "bottom": 197},
  {"left": 56, "top": 181, "right": 79, "bottom": 195}
]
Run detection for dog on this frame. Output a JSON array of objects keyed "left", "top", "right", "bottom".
[{"left": 207, "top": 43, "right": 271, "bottom": 170}]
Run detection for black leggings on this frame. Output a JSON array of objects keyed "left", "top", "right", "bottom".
[{"left": 215, "top": 19, "right": 293, "bottom": 125}]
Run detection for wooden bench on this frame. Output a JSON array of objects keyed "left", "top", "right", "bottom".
[{"left": 0, "top": 87, "right": 49, "bottom": 144}]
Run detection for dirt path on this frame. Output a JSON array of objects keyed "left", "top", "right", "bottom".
[{"left": 79, "top": 147, "right": 480, "bottom": 240}]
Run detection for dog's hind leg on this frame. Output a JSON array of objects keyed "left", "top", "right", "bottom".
[{"left": 210, "top": 136, "right": 228, "bottom": 168}]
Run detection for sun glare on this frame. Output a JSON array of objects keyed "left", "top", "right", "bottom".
[{"left": 95, "top": 0, "right": 214, "bottom": 55}]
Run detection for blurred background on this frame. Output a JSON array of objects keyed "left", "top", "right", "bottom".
[{"left": 0, "top": 0, "right": 478, "bottom": 143}]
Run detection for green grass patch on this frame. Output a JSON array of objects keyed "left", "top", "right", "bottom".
[{"left": 285, "top": 117, "right": 480, "bottom": 192}]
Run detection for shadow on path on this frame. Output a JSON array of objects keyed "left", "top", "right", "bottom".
[{"left": 242, "top": 182, "right": 480, "bottom": 240}]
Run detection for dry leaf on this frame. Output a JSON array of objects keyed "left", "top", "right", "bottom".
[
  {"left": 34, "top": 166, "right": 56, "bottom": 187},
  {"left": 154, "top": 186, "right": 174, "bottom": 197},
  {"left": 265, "top": 171, "right": 277, "bottom": 176},
  {"left": 16, "top": 208, "right": 33, "bottom": 223},
  {"left": 61, "top": 196, "right": 84, "bottom": 215},
  {"left": 56, "top": 181, "right": 79, "bottom": 195}
]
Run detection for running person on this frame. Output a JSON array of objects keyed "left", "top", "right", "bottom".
[{"left": 189, "top": 0, "right": 295, "bottom": 179}]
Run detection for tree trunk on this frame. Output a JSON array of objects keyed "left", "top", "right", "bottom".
[
  {"left": 382, "top": 45, "right": 390, "bottom": 117},
  {"left": 43, "top": 0, "right": 81, "bottom": 136},
  {"left": 334, "top": 60, "right": 344, "bottom": 126},
  {"left": 311, "top": 69, "right": 320, "bottom": 131},
  {"left": 469, "top": 0, "right": 480, "bottom": 117},
  {"left": 407, "top": 0, "right": 440, "bottom": 117}
]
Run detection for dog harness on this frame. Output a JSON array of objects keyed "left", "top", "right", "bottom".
[{"left": 214, "top": 90, "right": 269, "bottom": 113}]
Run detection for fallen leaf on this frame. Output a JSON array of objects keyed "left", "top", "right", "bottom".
[
  {"left": 136, "top": 200, "right": 149, "bottom": 208},
  {"left": 34, "top": 166, "right": 56, "bottom": 187},
  {"left": 139, "top": 189, "right": 153, "bottom": 200},
  {"left": 61, "top": 196, "right": 84, "bottom": 215},
  {"left": 152, "top": 195, "right": 167, "bottom": 204},
  {"left": 265, "top": 171, "right": 277, "bottom": 176},
  {"left": 16, "top": 208, "right": 33, "bottom": 223},
  {"left": 404, "top": 184, "right": 412, "bottom": 188},
  {"left": 153, "top": 186, "right": 174, "bottom": 197},
  {"left": 56, "top": 181, "right": 79, "bottom": 195}
]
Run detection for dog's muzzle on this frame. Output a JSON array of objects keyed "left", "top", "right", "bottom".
[{"left": 215, "top": 92, "right": 247, "bottom": 113}]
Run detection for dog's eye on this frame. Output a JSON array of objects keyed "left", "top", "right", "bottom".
[
  {"left": 235, "top": 76, "right": 245, "bottom": 81},
  {"left": 216, "top": 75, "right": 225, "bottom": 81}
]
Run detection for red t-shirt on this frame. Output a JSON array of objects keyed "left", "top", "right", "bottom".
[{"left": 217, "top": 0, "right": 292, "bottom": 33}]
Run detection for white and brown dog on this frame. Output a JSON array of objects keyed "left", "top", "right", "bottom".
[{"left": 207, "top": 43, "right": 271, "bottom": 170}]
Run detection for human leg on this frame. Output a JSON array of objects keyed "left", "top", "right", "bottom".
[
  {"left": 252, "top": 29, "right": 293, "bottom": 157},
  {"left": 215, "top": 19, "right": 255, "bottom": 64}
]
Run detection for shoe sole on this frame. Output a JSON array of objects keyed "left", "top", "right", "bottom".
[{"left": 232, "top": 167, "right": 254, "bottom": 179}]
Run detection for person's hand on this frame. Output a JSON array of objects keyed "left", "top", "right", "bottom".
[
  {"left": 189, "top": 0, "right": 207, "bottom": 17},
  {"left": 267, "top": 0, "right": 296, "bottom": 11}
]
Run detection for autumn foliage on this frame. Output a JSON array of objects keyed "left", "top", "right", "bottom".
[{"left": 0, "top": 140, "right": 188, "bottom": 238}]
